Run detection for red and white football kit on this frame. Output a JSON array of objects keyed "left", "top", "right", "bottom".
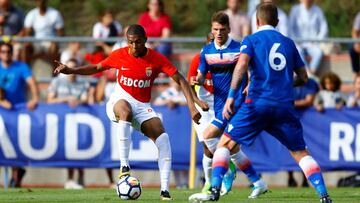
[{"left": 101, "top": 47, "right": 177, "bottom": 129}]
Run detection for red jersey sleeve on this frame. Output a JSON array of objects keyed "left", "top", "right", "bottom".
[
  {"left": 187, "top": 53, "right": 200, "bottom": 80},
  {"left": 100, "top": 49, "right": 123, "bottom": 69}
]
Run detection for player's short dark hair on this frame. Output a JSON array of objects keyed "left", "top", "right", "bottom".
[
  {"left": 256, "top": 2, "right": 278, "bottom": 27},
  {"left": 0, "top": 43, "right": 13, "bottom": 54},
  {"left": 126, "top": 24, "right": 147, "bottom": 39},
  {"left": 320, "top": 72, "right": 342, "bottom": 91},
  {"left": 211, "top": 11, "right": 229, "bottom": 27}
]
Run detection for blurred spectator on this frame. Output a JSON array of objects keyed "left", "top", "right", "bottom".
[
  {"left": 153, "top": 79, "right": 187, "bottom": 108},
  {"left": 112, "top": 25, "right": 130, "bottom": 51},
  {"left": 349, "top": 11, "right": 360, "bottom": 78},
  {"left": 84, "top": 46, "right": 107, "bottom": 79},
  {"left": 223, "top": 0, "right": 250, "bottom": 41},
  {"left": 153, "top": 79, "right": 188, "bottom": 188},
  {"left": 47, "top": 59, "right": 91, "bottom": 108},
  {"left": 347, "top": 76, "right": 360, "bottom": 107},
  {"left": 288, "top": 77, "right": 319, "bottom": 187},
  {"left": 0, "top": 42, "right": 39, "bottom": 187},
  {"left": 0, "top": 0, "right": 25, "bottom": 60},
  {"left": 60, "top": 41, "right": 84, "bottom": 65},
  {"left": 47, "top": 59, "right": 93, "bottom": 189},
  {"left": 294, "top": 77, "right": 319, "bottom": 109},
  {"left": 315, "top": 72, "right": 346, "bottom": 112},
  {"left": 0, "top": 43, "right": 38, "bottom": 109},
  {"left": 23, "top": 0, "right": 64, "bottom": 63},
  {"left": 0, "top": 87, "right": 11, "bottom": 109},
  {"left": 251, "top": 0, "right": 288, "bottom": 36},
  {"left": 289, "top": 0, "right": 328, "bottom": 76},
  {"left": 247, "top": 0, "right": 261, "bottom": 17},
  {"left": 138, "top": 0, "right": 172, "bottom": 57},
  {"left": 0, "top": 0, "right": 24, "bottom": 36},
  {"left": 92, "top": 10, "right": 122, "bottom": 55}
]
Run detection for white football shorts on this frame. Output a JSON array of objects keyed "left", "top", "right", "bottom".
[{"left": 106, "top": 85, "right": 159, "bottom": 131}]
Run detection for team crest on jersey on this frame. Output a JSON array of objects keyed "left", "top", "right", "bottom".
[{"left": 145, "top": 67, "right": 152, "bottom": 77}]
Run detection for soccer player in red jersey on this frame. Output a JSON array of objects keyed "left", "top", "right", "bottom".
[{"left": 54, "top": 24, "right": 201, "bottom": 201}]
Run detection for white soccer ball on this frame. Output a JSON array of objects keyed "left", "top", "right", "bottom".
[{"left": 116, "top": 176, "right": 142, "bottom": 200}]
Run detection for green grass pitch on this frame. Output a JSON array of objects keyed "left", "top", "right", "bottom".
[{"left": 0, "top": 187, "right": 359, "bottom": 203}]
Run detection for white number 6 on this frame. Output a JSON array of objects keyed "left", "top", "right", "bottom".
[{"left": 269, "top": 43, "right": 286, "bottom": 71}]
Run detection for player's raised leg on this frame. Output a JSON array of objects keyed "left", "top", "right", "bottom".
[
  {"left": 142, "top": 117, "right": 172, "bottom": 201},
  {"left": 112, "top": 99, "right": 133, "bottom": 179}
]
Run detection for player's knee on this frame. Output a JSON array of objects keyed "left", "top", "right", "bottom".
[
  {"left": 202, "top": 143, "right": 213, "bottom": 158},
  {"left": 114, "top": 100, "right": 132, "bottom": 121}
]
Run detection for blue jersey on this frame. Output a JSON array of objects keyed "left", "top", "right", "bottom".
[
  {"left": 199, "top": 38, "right": 247, "bottom": 111},
  {"left": 0, "top": 61, "right": 32, "bottom": 104},
  {"left": 240, "top": 25, "right": 305, "bottom": 107}
]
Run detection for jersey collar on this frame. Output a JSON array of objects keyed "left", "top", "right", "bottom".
[
  {"left": 256, "top": 25, "right": 277, "bottom": 33},
  {"left": 214, "top": 37, "right": 232, "bottom": 50}
]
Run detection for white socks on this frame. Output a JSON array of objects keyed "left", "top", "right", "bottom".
[
  {"left": 204, "top": 137, "right": 220, "bottom": 154},
  {"left": 202, "top": 154, "right": 213, "bottom": 184},
  {"left": 155, "top": 133, "right": 172, "bottom": 191},
  {"left": 230, "top": 150, "right": 250, "bottom": 170},
  {"left": 117, "top": 121, "right": 132, "bottom": 167}
]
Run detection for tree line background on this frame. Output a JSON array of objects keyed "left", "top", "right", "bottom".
[{"left": 13, "top": 0, "right": 360, "bottom": 37}]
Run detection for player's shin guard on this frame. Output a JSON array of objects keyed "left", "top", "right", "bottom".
[
  {"left": 230, "top": 150, "right": 260, "bottom": 184},
  {"left": 299, "top": 155, "right": 328, "bottom": 197},
  {"left": 117, "top": 121, "right": 132, "bottom": 167},
  {"left": 204, "top": 137, "right": 220, "bottom": 154},
  {"left": 211, "top": 147, "right": 230, "bottom": 188},
  {"left": 155, "top": 133, "right": 172, "bottom": 192},
  {"left": 202, "top": 154, "right": 213, "bottom": 184}
]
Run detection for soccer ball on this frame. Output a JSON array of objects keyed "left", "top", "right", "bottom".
[{"left": 116, "top": 176, "right": 142, "bottom": 200}]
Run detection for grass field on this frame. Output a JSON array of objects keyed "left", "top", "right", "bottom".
[{"left": 0, "top": 187, "right": 359, "bottom": 203}]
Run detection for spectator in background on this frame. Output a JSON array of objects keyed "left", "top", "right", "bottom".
[
  {"left": 153, "top": 79, "right": 187, "bottom": 107},
  {"left": 47, "top": 59, "right": 93, "bottom": 189},
  {"left": 350, "top": 11, "right": 360, "bottom": 79},
  {"left": 153, "top": 79, "right": 188, "bottom": 189},
  {"left": 315, "top": 72, "right": 346, "bottom": 112},
  {"left": 93, "top": 10, "right": 122, "bottom": 55},
  {"left": 0, "top": 0, "right": 25, "bottom": 60},
  {"left": 251, "top": 0, "right": 288, "bottom": 36},
  {"left": 60, "top": 41, "right": 84, "bottom": 65},
  {"left": 247, "top": 0, "right": 261, "bottom": 17},
  {"left": 347, "top": 76, "right": 360, "bottom": 107},
  {"left": 289, "top": 0, "right": 328, "bottom": 76},
  {"left": 223, "top": 0, "right": 250, "bottom": 41},
  {"left": 287, "top": 77, "right": 319, "bottom": 187},
  {"left": 23, "top": 0, "right": 64, "bottom": 63},
  {"left": 0, "top": 43, "right": 39, "bottom": 187},
  {"left": 138, "top": 0, "right": 172, "bottom": 57},
  {"left": 0, "top": 0, "right": 24, "bottom": 36}
]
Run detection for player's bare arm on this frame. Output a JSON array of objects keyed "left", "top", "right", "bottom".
[
  {"left": 188, "top": 77, "right": 209, "bottom": 111},
  {"left": 194, "top": 72, "right": 205, "bottom": 86},
  {"left": 222, "top": 53, "right": 250, "bottom": 120},
  {"left": 191, "top": 87, "right": 210, "bottom": 111},
  {"left": 293, "top": 67, "right": 308, "bottom": 87},
  {"left": 171, "top": 72, "right": 201, "bottom": 124},
  {"left": 53, "top": 60, "right": 106, "bottom": 75}
]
